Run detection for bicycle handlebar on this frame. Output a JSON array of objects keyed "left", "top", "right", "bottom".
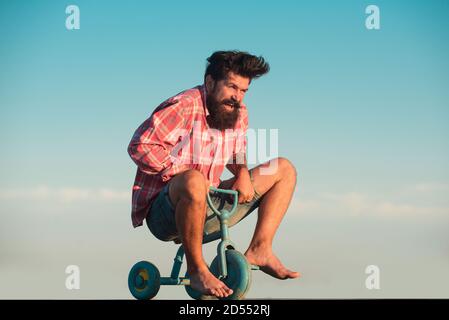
[{"left": 207, "top": 187, "right": 239, "bottom": 217}]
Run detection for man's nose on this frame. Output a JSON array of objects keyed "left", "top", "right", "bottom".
[{"left": 232, "top": 92, "right": 243, "bottom": 103}]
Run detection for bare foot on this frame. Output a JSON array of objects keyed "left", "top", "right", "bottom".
[
  {"left": 245, "top": 248, "right": 300, "bottom": 280},
  {"left": 189, "top": 266, "right": 234, "bottom": 298}
]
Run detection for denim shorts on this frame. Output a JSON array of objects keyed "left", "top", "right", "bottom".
[{"left": 146, "top": 172, "right": 263, "bottom": 243}]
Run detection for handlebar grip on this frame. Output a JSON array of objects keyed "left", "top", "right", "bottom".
[{"left": 207, "top": 187, "right": 239, "bottom": 217}]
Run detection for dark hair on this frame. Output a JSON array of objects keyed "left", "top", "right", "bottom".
[{"left": 204, "top": 50, "right": 270, "bottom": 82}]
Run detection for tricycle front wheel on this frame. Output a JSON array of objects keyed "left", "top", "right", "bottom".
[{"left": 210, "top": 250, "right": 252, "bottom": 300}]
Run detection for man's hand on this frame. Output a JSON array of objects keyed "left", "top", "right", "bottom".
[{"left": 231, "top": 169, "right": 255, "bottom": 203}]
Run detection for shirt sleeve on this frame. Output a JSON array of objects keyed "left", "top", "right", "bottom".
[{"left": 127, "top": 98, "right": 193, "bottom": 180}]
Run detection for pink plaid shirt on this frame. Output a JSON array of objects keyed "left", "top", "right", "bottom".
[{"left": 128, "top": 85, "right": 248, "bottom": 227}]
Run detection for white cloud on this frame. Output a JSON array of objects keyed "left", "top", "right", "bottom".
[
  {"left": 57, "top": 188, "right": 91, "bottom": 202},
  {"left": 289, "top": 183, "right": 449, "bottom": 219},
  {"left": 375, "top": 201, "right": 449, "bottom": 217},
  {"left": 322, "top": 192, "right": 370, "bottom": 216},
  {"left": 405, "top": 182, "right": 449, "bottom": 193},
  {"left": 0, "top": 185, "right": 130, "bottom": 203},
  {"left": 1, "top": 182, "right": 448, "bottom": 219},
  {"left": 97, "top": 188, "right": 130, "bottom": 201}
]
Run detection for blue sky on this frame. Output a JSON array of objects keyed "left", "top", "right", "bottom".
[
  {"left": 1, "top": 0, "right": 449, "bottom": 191},
  {"left": 1, "top": 0, "right": 448, "bottom": 299}
]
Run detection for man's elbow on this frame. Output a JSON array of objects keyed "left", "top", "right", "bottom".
[
  {"left": 127, "top": 142, "right": 146, "bottom": 168},
  {"left": 126, "top": 142, "right": 166, "bottom": 175},
  {"left": 127, "top": 142, "right": 140, "bottom": 166},
  {"left": 127, "top": 142, "right": 136, "bottom": 159}
]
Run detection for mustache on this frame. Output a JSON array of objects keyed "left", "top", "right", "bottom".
[{"left": 221, "top": 99, "right": 241, "bottom": 109}]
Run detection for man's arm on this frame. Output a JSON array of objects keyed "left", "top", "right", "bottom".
[
  {"left": 226, "top": 152, "right": 249, "bottom": 177},
  {"left": 127, "top": 123, "right": 173, "bottom": 175},
  {"left": 127, "top": 101, "right": 192, "bottom": 181},
  {"left": 226, "top": 152, "right": 254, "bottom": 203},
  {"left": 224, "top": 107, "right": 255, "bottom": 202}
]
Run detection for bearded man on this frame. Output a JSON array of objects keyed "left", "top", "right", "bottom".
[{"left": 128, "top": 51, "right": 299, "bottom": 298}]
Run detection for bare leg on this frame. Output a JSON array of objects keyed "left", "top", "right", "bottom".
[
  {"left": 244, "top": 157, "right": 300, "bottom": 279},
  {"left": 168, "top": 169, "right": 233, "bottom": 298}
]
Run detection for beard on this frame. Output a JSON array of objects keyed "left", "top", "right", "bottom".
[{"left": 206, "top": 91, "right": 241, "bottom": 130}]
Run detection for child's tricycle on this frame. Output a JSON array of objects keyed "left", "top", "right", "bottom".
[{"left": 128, "top": 187, "right": 259, "bottom": 300}]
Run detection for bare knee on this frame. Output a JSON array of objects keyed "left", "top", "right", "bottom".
[
  {"left": 176, "top": 169, "right": 208, "bottom": 204},
  {"left": 276, "top": 157, "right": 297, "bottom": 183}
]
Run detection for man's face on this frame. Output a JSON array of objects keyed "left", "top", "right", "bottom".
[{"left": 205, "top": 72, "right": 250, "bottom": 130}]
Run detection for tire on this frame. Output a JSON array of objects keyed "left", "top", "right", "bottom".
[
  {"left": 128, "top": 261, "right": 161, "bottom": 300},
  {"left": 210, "top": 250, "right": 252, "bottom": 300}
]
